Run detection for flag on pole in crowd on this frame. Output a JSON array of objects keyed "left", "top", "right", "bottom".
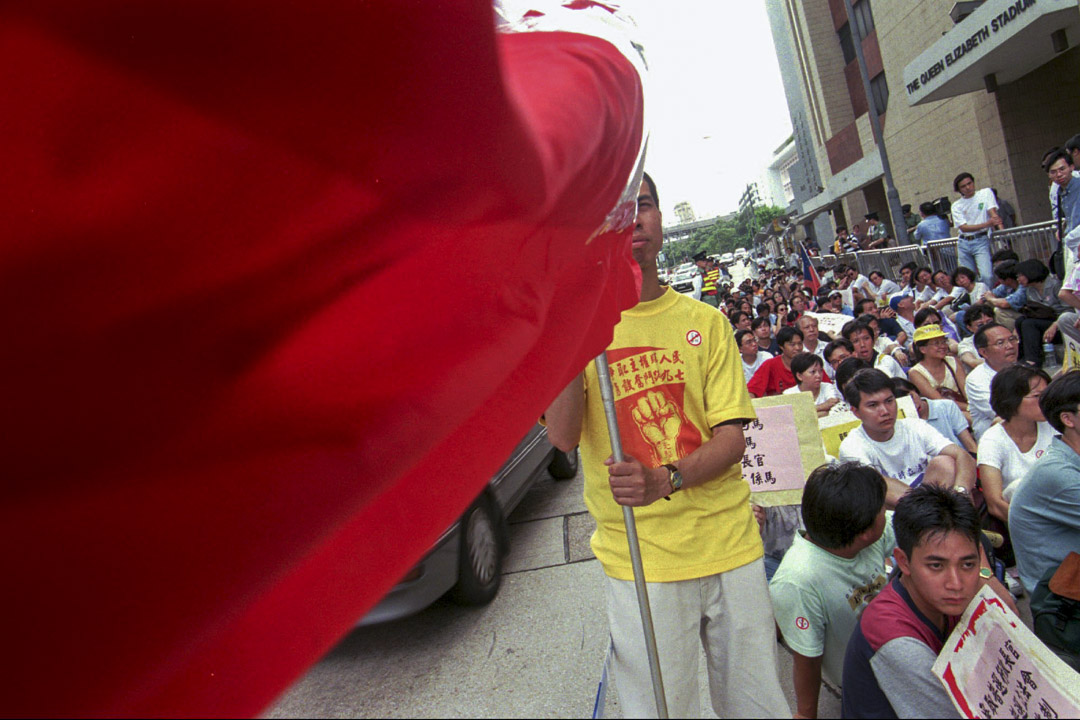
[
  {"left": 1, "top": 2, "right": 646, "bottom": 716},
  {"left": 800, "top": 243, "right": 822, "bottom": 295}
]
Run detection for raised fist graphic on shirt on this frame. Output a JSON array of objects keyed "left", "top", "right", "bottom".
[{"left": 631, "top": 390, "right": 683, "bottom": 465}]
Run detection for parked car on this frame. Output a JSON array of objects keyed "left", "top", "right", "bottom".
[
  {"left": 360, "top": 424, "right": 579, "bottom": 624},
  {"left": 669, "top": 268, "right": 698, "bottom": 295}
]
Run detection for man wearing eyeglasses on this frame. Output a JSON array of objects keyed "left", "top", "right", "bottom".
[
  {"left": 965, "top": 322, "right": 1020, "bottom": 441},
  {"left": 1046, "top": 149, "right": 1080, "bottom": 280}
]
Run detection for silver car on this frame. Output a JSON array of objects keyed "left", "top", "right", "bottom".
[{"left": 361, "top": 424, "right": 579, "bottom": 624}]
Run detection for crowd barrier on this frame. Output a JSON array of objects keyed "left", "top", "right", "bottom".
[{"left": 811, "top": 220, "right": 1058, "bottom": 282}]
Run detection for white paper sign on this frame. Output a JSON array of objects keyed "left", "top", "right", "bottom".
[{"left": 932, "top": 586, "right": 1080, "bottom": 719}]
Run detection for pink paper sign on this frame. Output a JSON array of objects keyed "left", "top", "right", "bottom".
[{"left": 740, "top": 404, "right": 806, "bottom": 493}]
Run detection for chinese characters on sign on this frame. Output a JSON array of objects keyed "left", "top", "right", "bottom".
[
  {"left": 932, "top": 586, "right": 1080, "bottom": 719},
  {"left": 740, "top": 405, "right": 805, "bottom": 493}
]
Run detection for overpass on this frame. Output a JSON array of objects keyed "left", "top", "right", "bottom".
[{"left": 662, "top": 215, "right": 725, "bottom": 243}]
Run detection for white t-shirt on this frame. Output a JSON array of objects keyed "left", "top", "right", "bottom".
[
  {"left": 915, "top": 285, "right": 936, "bottom": 304},
  {"left": 742, "top": 351, "right": 773, "bottom": 383},
  {"left": 838, "top": 419, "right": 952, "bottom": 485},
  {"left": 977, "top": 422, "right": 1056, "bottom": 501},
  {"left": 851, "top": 274, "right": 872, "bottom": 294},
  {"left": 873, "top": 352, "right": 907, "bottom": 380},
  {"left": 951, "top": 188, "right": 998, "bottom": 233},
  {"left": 871, "top": 278, "right": 901, "bottom": 297},
  {"left": 769, "top": 522, "right": 896, "bottom": 686},
  {"left": 965, "top": 362, "right": 998, "bottom": 441},
  {"left": 783, "top": 381, "right": 843, "bottom": 406},
  {"left": 895, "top": 316, "right": 916, "bottom": 349}
]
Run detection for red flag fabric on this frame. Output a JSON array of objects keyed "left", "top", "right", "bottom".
[{"left": 1, "top": 3, "right": 643, "bottom": 716}]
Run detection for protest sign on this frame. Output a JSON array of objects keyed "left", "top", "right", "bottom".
[
  {"left": 933, "top": 585, "right": 1080, "bottom": 718},
  {"left": 818, "top": 395, "right": 916, "bottom": 458},
  {"left": 805, "top": 311, "right": 850, "bottom": 339},
  {"left": 1063, "top": 331, "right": 1080, "bottom": 373},
  {"left": 742, "top": 393, "right": 825, "bottom": 506}
]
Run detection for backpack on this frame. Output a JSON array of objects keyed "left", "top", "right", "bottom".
[{"left": 1030, "top": 551, "right": 1080, "bottom": 672}]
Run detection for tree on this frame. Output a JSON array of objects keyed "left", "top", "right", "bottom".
[{"left": 735, "top": 204, "right": 788, "bottom": 242}]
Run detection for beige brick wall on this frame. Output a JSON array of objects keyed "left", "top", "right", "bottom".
[
  {"left": 996, "top": 46, "right": 1080, "bottom": 224},
  {"left": 875, "top": 1, "right": 1018, "bottom": 215}
]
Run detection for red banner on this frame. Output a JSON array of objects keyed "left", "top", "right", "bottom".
[{"left": 1, "top": 3, "right": 643, "bottom": 715}]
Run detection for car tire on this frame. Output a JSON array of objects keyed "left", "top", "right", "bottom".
[
  {"left": 450, "top": 494, "right": 505, "bottom": 606},
  {"left": 547, "top": 447, "right": 579, "bottom": 480}
]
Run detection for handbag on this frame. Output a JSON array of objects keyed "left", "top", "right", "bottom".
[
  {"left": 1031, "top": 552, "right": 1080, "bottom": 671},
  {"left": 939, "top": 359, "right": 967, "bottom": 404},
  {"left": 1020, "top": 300, "right": 1058, "bottom": 320}
]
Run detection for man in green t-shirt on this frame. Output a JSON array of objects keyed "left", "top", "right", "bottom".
[{"left": 770, "top": 462, "right": 896, "bottom": 719}]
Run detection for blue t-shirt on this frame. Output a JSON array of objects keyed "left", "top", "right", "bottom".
[
  {"left": 913, "top": 215, "right": 951, "bottom": 244},
  {"left": 1009, "top": 436, "right": 1080, "bottom": 593},
  {"left": 925, "top": 399, "right": 968, "bottom": 448}
]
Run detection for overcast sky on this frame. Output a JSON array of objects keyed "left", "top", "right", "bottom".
[{"left": 628, "top": 1, "right": 793, "bottom": 222}]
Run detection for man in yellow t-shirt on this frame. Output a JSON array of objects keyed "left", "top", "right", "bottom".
[{"left": 545, "top": 174, "right": 789, "bottom": 718}]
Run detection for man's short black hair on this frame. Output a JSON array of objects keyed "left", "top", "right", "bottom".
[
  {"left": 835, "top": 357, "right": 873, "bottom": 393},
  {"left": 868, "top": 269, "right": 885, "bottom": 280},
  {"left": 992, "top": 249, "right": 1019, "bottom": 264},
  {"left": 963, "top": 303, "right": 996, "bottom": 329},
  {"left": 776, "top": 326, "right": 803, "bottom": 348},
  {"left": 802, "top": 462, "right": 887, "bottom": 549},
  {"left": 642, "top": 172, "right": 659, "bottom": 208},
  {"left": 756, "top": 304, "right": 772, "bottom": 318},
  {"left": 891, "top": 377, "right": 919, "bottom": 397},
  {"left": 893, "top": 484, "right": 981, "bottom": 559},
  {"left": 824, "top": 338, "right": 854, "bottom": 364},
  {"left": 729, "top": 310, "right": 750, "bottom": 326},
  {"left": 951, "top": 266, "right": 976, "bottom": 285},
  {"left": 854, "top": 298, "right": 876, "bottom": 316},
  {"left": 1039, "top": 370, "right": 1080, "bottom": 433},
  {"left": 994, "top": 260, "right": 1018, "bottom": 281},
  {"left": 841, "top": 319, "right": 876, "bottom": 342},
  {"left": 990, "top": 364, "right": 1050, "bottom": 421},
  {"left": 791, "top": 352, "right": 824, "bottom": 380},
  {"left": 751, "top": 315, "right": 771, "bottom": 331},
  {"left": 919, "top": 201, "right": 936, "bottom": 216},
  {"left": 973, "top": 321, "right": 1006, "bottom": 350},
  {"left": 842, "top": 368, "right": 894, "bottom": 408},
  {"left": 1043, "top": 148, "right": 1073, "bottom": 172},
  {"left": 900, "top": 261, "right": 918, "bottom": 275},
  {"left": 953, "top": 172, "right": 975, "bottom": 192},
  {"left": 734, "top": 328, "right": 754, "bottom": 349},
  {"left": 913, "top": 307, "right": 941, "bottom": 327},
  {"left": 1067, "top": 134, "right": 1080, "bottom": 154}
]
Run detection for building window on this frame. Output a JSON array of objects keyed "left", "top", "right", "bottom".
[
  {"left": 853, "top": 0, "right": 875, "bottom": 40},
  {"left": 837, "top": 1, "right": 874, "bottom": 65},
  {"left": 838, "top": 23, "right": 856, "bottom": 64},
  {"left": 870, "top": 72, "right": 889, "bottom": 115}
]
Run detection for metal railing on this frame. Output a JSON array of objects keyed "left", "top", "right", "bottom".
[{"left": 826, "top": 220, "right": 1060, "bottom": 279}]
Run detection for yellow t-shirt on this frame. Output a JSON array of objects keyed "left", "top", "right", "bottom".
[{"left": 581, "top": 287, "right": 763, "bottom": 582}]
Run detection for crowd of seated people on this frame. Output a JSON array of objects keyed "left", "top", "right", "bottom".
[{"left": 664, "top": 195, "right": 1080, "bottom": 712}]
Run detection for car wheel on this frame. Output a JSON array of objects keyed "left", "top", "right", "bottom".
[
  {"left": 450, "top": 494, "right": 505, "bottom": 606},
  {"left": 548, "top": 447, "right": 579, "bottom": 480}
]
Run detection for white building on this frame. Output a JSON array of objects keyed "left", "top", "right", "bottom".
[{"left": 757, "top": 135, "right": 799, "bottom": 209}]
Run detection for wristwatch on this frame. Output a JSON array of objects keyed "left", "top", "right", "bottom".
[{"left": 663, "top": 463, "right": 683, "bottom": 498}]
